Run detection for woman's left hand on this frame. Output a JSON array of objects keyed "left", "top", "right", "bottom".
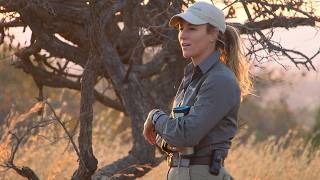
[{"left": 143, "top": 110, "right": 157, "bottom": 145}]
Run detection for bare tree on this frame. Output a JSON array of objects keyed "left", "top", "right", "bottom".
[{"left": 0, "top": 0, "right": 319, "bottom": 179}]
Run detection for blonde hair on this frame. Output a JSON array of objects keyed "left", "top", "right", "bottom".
[{"left": 208, "top": 24, "right": 253, "bottom": 101}]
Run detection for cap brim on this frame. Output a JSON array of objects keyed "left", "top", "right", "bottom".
[{"left": 169, "top": 12, "right": 207, "bottom": 28}]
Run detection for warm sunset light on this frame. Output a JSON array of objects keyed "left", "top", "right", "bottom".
[{"left": 0, "top": 1, "right": 319, "bottom": 179}]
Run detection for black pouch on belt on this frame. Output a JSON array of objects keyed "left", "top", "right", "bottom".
[{"left": 209, "top": 149, "right": 225, "bottom": 176}]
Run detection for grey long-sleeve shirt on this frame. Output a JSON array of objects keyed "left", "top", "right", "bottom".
[{"left": 153, "top": 50, "right": 241, "bottom": 155}]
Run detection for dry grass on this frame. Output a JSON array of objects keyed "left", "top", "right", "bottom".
[
  {"left": 0, "top": 105, "right": 319, "bottom": 180},
  {"left": 225, "top": 130, "right": 320, "bottom": 180},
  {"left": 142, "top": 130, "right": 320, "bottom": 180}
]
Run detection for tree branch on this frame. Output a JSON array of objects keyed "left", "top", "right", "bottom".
[
  {"left": 15, "top": 44, "right": 124, "bottom": 111},
  {"left": 93, "top": 154, "right": 165, "bottom": 180},
  {"left": 45, "top": 100, "right": 85, "bottom": 169},
  {"left": 230, "top": 17, "right": 316, "bottom": 34},
  {"left": 241, "top": 1, "right": 318, "bottom": 70}
]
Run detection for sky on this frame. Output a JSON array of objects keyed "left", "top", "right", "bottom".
[{"left": 195, "top": 0, "right": 320, "bottom": 69}]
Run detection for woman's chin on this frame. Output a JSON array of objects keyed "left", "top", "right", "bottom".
[{"left": 182, "top": 53, "right": 192, "bottom": 59}]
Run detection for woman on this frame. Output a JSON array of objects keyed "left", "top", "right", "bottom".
[{"left": 143, "top": 2, "right": 252, "bottom": 180}]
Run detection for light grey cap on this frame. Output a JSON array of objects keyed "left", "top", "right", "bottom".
[{"left": 169, "top": 2, "right": 226, "bottom": 33}]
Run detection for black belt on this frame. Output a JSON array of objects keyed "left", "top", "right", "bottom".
[{"left": 168, "top": 155, "right": 224, "bottom": 167}]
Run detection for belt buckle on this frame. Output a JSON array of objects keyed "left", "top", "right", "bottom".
[{"left": 168, "top": 153, "right": 191, "bottom": 168}]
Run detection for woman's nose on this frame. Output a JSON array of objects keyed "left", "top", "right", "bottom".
[{"left": 179, "top": 30, "right": 187, "bottom": 41}]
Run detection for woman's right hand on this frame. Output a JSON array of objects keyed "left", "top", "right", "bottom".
[{"left": 143, "top": 110, "right": 157, "bottom": 145}]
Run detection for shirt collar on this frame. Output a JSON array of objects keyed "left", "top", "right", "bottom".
[
  {"left": 197, "top": 50, "right": 221, "bottom": 74},
  {"left": 183, "top": 50, "right": 221, "bottom": 77}
]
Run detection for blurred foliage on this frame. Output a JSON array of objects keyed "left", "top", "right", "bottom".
[
  {"left": 237, "top": 70, "right": 298, "bottom": 143},
  {"left": 0, "top": 43, "right": 37, "bottom": 121},
  {"left": 239, "top": 95, "right": 298, "bottom": 142},
  {"left": 309, "top": 106, "right": 320, "bottom": 149}
]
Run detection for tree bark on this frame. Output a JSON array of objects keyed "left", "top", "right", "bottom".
[{"left": 72, "top": 53, "right": 98, "bottom": 180}]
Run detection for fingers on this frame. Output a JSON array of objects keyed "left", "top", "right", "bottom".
[
  {"left": 143, "top": 122, "right": 156, "bottom": 145},
  {"left": 146, "top": 129, "right": 156, "bottom": 145},
  {"left": 148, "top": 134, "right": 156, "bottom": 145},
  {"left": 145, "top": 128, "right": 156, "bottom": 145},
  {"left": 143, "top": 130, "right": 152, "bottom": 144},
  {"left": 143, "top": 109, "right": 162, "bottom": 145},
  {"left": 150, "top": 131, "right": 156, "bottom": 144}
]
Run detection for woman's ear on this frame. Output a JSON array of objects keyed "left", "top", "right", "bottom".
[{"left": 209, "top": 27, "right": 219, "bottom": 42}]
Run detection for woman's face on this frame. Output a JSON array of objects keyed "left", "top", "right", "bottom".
[{"left": 178, "top": 20, "right": 218, "bottom": 62}]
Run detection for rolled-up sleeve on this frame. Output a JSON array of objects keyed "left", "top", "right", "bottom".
[{"left": 154, "top": 74, "right": 239, "bottom": 147}]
